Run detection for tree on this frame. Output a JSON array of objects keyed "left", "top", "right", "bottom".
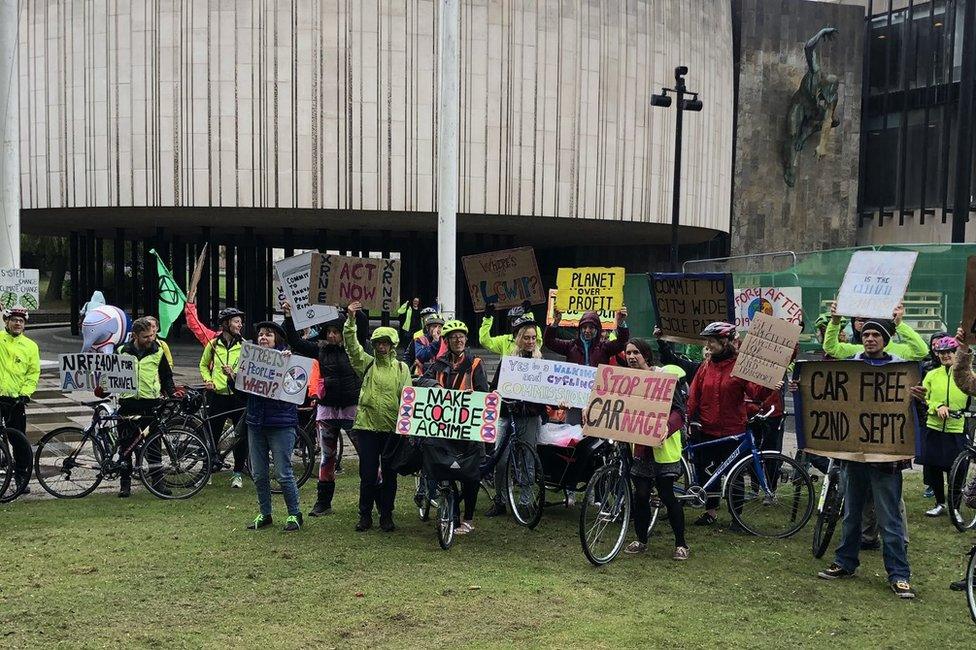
[{"left": 21, "top": 234, "right": 68, "bottom": 301}]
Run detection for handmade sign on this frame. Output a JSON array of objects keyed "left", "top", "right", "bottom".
[
  {"left": 963, "top": 256, "right": 976, "bottom": 345},
  {"left": 396, "top": 386, "right": 500, "bottom": 442},
  {"left": 308, "top": 253, "right": 401, "bottom": 313},
  {"left": 496, "top": 356, "right": 597, "bottom": 409},
  {"left": 58, "top": 353, "right": 137, "bottom": 393},
  {"left": 234, "top": 342, "right": 314, "bottom": 405},
  {"left": 582, "top": 365, "right": 678, "bottom": 447},
  {"left": 554, "top": 267, "right": 625, "bottom": 316},
  {"left": 794, "top": 360, "right": 921, "bottom": 462},
  {"left": 462, "top": 247, "right": 545, "bottom": 312},
  {"left": 733, "top": 286, "right": 803, "bottom": 331},
  {"left": 835, "top": 250, "right": 918, "bottom": 319},
  {"left": 273, "top": 252, "right": 340, "bottom": 330},
  {"left": 650, "top": 272, "right": 735, "bottom": 345},
  {"left": 731, "top": 313, "right": 801, "bottom": 389},
  {"left": 0, "top": 268, "right": 40, "bottom": 310},
  {"left": 545, "top": 289, "right": 615, "bottom": 331}
]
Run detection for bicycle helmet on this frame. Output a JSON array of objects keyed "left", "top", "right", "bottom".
[
  {"left": 424, "top": 312, "right": 445, "bottom": 327},
  {"left": 3, "top": 307, "right": 28, "bottom": 322},
  {"left": 441, "top": 319, "right": 469, "bottom": 338},
  {"left": 814, "top": 312, "right": 848, "bottom": 330},
  {"left": 699, "top": 321, "right": 736, "bottom": 339},
  {"left": 932, "top": 336, "right": 960, "bottom": 353},
  {"left": 506, "top": 305, "right": 525, "bottom": 320},
  {"left": 511, "top": 314, "right": 536, "bottom": 332},
  {"left": 217, "top": 307, "right": 245, "bottom": 323},
  {"left": 420, "top": 306, "right": 438, "bottom": 318}
]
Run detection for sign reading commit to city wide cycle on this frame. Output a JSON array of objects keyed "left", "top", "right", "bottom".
[
  {"left": 273, "top": 252, "right": 340, "bottom": 330},
  {"left": 650, "top": 272, "right": 735, "bottom": 345},
  {"left": 496, "top": 356, "right": 596, "bottom": 409},
  {"left": 59, "top": 353, "right": 137, "bottom": 393},
  {"left": 582, "top": 365, "right": 678, "bottom": 448},
  {"left": 461, "top": 247, "right": 545, "bottom": 312},
  {"left": 234, "top": 343, "right": 314, "bottom": 406},
  {"left": 308, "top": 253, "right": 401, "bottom": 313},
  {"left": 793, "top": 360, "right": 922, "bottom": 463},
  {"left": 554, "top": 267, "right": 625, "bottom": 318},
  {"left": 397, "top": 386, "right": 500, "bottom": 443},
  {"left": 0, "top": 268, "right": 40, "bottom": 310},
  {"left": 835, "top": 250, "right": 919, "bottom": 319},
  {"left": 731, "top": 313, "right": 802, "bottom": 390}
]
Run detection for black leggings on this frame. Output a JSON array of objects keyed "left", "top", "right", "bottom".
[
  {"left": 454, "top": 479, "right": 480, "bottom": 522},
  {"left": 633, "top": 474, "right": 687, "bottom": 548},
  {"left": 693, "top": 437, "right": 739, "bottom": 510},
  {"left": 208, "top": 392, "right": 247, "bottom": 472},
  {"left": 923, "top": 464, "right": 952, "bottom": 505}
]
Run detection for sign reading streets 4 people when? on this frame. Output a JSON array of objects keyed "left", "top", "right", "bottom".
[
  {"left": 794, "top": 360, "right": 922, "bottom": 462},
  {"left": 234, "top": 343, "right": 314, "bottom": 405},
  {"left": 397, "top": 386, "right": 500, "bottom": 443}
]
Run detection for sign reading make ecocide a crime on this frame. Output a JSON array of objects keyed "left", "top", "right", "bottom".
[
  {"left": 650, "top": 272, "right": 735, "bottom": 345},
  {"left": 496, "top": 356, "right": 597, "bottom": 409},
  {"left": 397, "top": 386, "right": 500, "bottom": 442},
  {"left": 583, "top": 365, "right": 678, "bottom": 447},
  {"left": 234, "top": 343, "right": 314, "bottom": 405},
  {"left": 59, "top": 353, "right": 137, "bottom": 393},
  {"left": 794, "top": 360, "right": 922, "bottom": 462}
]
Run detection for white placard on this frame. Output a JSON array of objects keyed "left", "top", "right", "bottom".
[
  {"left": 733, "top": 286, "right": 803, "bottom": 331},
  {"left": 234, "top": 342, "right": 314, "bottom": 405},
  {"left": 836, "top": 251, "right": 918, "bottom": 319},
  {"left": 496, "top": 356, "right": 597, "bottom": 409},
  {"left": 0, "top": 268, "right": 40, "bottom": 310},
  {"left": 58, "top": 353, "right": 137, "bottom": 393},
  {"left": 273, "top": 252, "right": 340, "bottom": 330}
]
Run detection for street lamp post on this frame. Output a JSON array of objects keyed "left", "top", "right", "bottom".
[{"left": 651, "top": 66, "right": 702, "bottom": 272}]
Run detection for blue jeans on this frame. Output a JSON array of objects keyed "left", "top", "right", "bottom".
[
  {"left": 833, "top": 462, "right": 911, "bottom": 583},
  {"left": 248, "top": 424, "right": 301, "bottom": 517}
]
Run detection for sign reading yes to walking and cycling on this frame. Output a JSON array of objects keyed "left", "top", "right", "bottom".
[
  {"left": 234, "top": 343, "right": 314, "bottom": 405},
  {"left": 496, "top": 356, "right": 597, "bottom": 409},
  {"left": 397, "top": 386, "right": 500, "bottom": 443},
  {"left": 835, "top": 251, "right": 919, "bottom": 319}
]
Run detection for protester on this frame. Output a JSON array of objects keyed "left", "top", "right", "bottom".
[
  {"left": 822, "top": 302, "right": 926, "bottom": 361},
  {"left": 0, "top": 308, "right": 40, "bottom": 493},
  {"left": 345, "top": 300, "right": 413, "bottom": 532},
  {"left": 396, "top": 297, "right": 423, "bottom": 344},
  {"left": 621, "top": 338, "right": 689, "bottom": 560},
  {"left": 545, "top": 307, "right": 629, "bottom": 367},
  {"left": 412, "top": 311, "right": 446, "bottom": 374},
  {"left": 199, "top": 307, "right": 247, "bottom": 488},
  {"left": 144, "top": 316, "right": 175, "bottom": 368},
  {"left": 232, "top": 320, "right": 303, "bottom": 532},
  {"left": 479, "top": 301, "right": 543, "bottom": 356},
  {"left": 184, "top": 298, "right": 222, "bottom": 346},
  {"left": 420, "top": 319, "right": 488, "bottom": 535},
  {"left": 282, "top": 300, "right": 367, "bottom": 517},
  {"left": 917, "top": 331, "right": 951, "bottom": 500},
  {"left": 944, "top": 327, "right": 976, "bottom": 591},
  {"left": 652, "top": 326, "right": 703, "bottom": 380},
  {"left": 815, "top": 319, "right": 915, "bottom": 599},
  {"left": 403, "top": 307, "right": 439, "bottom": 371}
]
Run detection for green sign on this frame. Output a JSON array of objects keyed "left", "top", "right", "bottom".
[{"left": 396, "top": 386, "right": 501, "bottom": 442}]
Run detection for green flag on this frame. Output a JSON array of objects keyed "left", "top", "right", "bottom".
[{"left": 149, "top": 248, "right": 186, "bottom": 338}]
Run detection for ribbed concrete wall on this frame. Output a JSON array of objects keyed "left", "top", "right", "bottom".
[{"left": 18, "top": 0, "right": 733, "bottom": 233}]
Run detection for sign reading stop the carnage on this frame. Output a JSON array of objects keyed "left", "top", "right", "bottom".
[
  {"left": 396, "top": 386, "right": 501, "bottom": 442},
  {"left": 582, "top": 365, "right": 678, "bottom": 447},
  {"left": 731, "top": 313, "right": 802, "bottom": 390},
  {"left": 835, "top": 250, "right": 918, "bottom": 319},
  {"left": 461, "top": 247, "right": 545, "bottom": 312},
  {"left": 274, "top": 252, "right": 340, "bottom": 330},
  {"left": 962, "top": 256, "right": 976, "bottom": 345},
  {"left": 59, "top": 353, "right": 137, "bottom": 393},
  {"left": 308, "top": 253, "right": 400, "bottom": 313},
  {"left": 794, "top": 360, "right": 922, "bottom": 462},
  {"left": 650, "top": 272, "right": 735, "bottom": 345},
  {"left": 554, "top": 267, "right": 625, "bottom": 316}
]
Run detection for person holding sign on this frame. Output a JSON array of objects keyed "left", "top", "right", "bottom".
[
  {"left": 396, "top": 297, "right": 423, "bottom": 347},
  {"left": 823, "top": 302, "right": 927, "bottom": 361},
  {"left": 412, "top": 310, "right": 446, "bottom": 375},
  {"left": 479, "top": 301, "right": 543, "bottom": 357},
  {"left": 621, "top": 338, "right": 690, "bottom": 560},
  {"left": 345, "top": 301, "right": 413, "bottom": 533},
  {"left": 544, "top": 308, "right": 629, "bottom": 368},
  {"left": 814, "top": 319, "right": 916, "bottom": 599},
  {"left": 0, "top": 308, "right": 40, "bottom": 493},
  {"left": 419, "top": 320, "right": 489, "bottom": 535}
]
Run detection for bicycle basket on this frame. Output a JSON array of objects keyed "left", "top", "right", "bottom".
[
  {"left": 382, "top": 435, "right": 424, "bottom": 476},
  {"left": 421, "top": 438, "right": 484, "bottom": 483}
]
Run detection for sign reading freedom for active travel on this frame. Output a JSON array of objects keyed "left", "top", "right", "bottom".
[
  {"left": 273, "top": 252, "right": 340, "bottom": 330},
  {"left": 731, "top": 313, "right": 801, "bottom": 390},
  {"left": 582, "top": 365, "right": 678, "bottom": 447},
  {"left": 396, "top": 386, "right": 500, "bottom": 442},
  {"left": 308, "top": 253, "right": 401, "bottom": 313},
  {"left": 58, "top": 353, "right": 137, "bottom": 393},
  {"left": 546, "top": 289, "right": 615, "bottom": 331},
  {"left": 733, "top": 286, "right": 803, "bottom": 331},
  {"left": 835, "top": 250, "right": 919, "bottom": 319},
  {"left": 496, "top": 356, "right": 597, "bottom": 409},
  {"left": 234, "top": 343, "right": 314, "bottom": 405},
  {"left": 650, "top": 272, "right": 735, "bottom": 345},
  {"left": 794, "top": 360, "right": 922, "bottom": 462},
  {"left": 554, "top": 267, "right": 625, "bottom": 316},
  {"left": 462, "top": 247, "right": 545, "bottom": 312},
  {"left": 963, "top": 256, "right": 976, "bottom": 345},
  {"left": 0, "top": 268, "right": 40, "bottom": 310}
]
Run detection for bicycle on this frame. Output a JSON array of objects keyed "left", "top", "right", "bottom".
[
  {"left": 810, "top": 455, "right": 844, "bottom": 558},
  {"left": 0, "top": 396, "right": 34, "bottom": 503},
  {"left": 33, "top": 398, "right": 212, "bottom": 499},
  {"left": 946, "top": 410, "right": 976, "bottom": 532},
  {"left": 966, "top": 543, "right": 976, "bottom": 623}
]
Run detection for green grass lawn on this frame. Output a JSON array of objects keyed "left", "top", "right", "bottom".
[{"left": 0, "top": 471, "right": 973, "bottom": 648}]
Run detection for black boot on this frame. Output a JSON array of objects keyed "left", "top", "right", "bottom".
[
  {"left": 309, "top": 481, "right": 335, "bottom": 517},
  {"left": 379, "top": 512, "right": 396, "bottom": 532},
  {"left": 118, "top": 473, "right": 131, "bottom": 498},
  {"left": 355, "top": 514, "right": 373, "bottom": 532}
]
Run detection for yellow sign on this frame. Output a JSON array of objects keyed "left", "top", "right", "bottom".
[{"left": 554, "top": 267, "right": 625, "bottom": 314}]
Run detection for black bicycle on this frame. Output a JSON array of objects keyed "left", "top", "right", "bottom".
[
  {"left": 0, "top": 397, "right": 33, "bottom": 503},
  {"left": 810, "top": 455, "right": 844, "bottom": 559},
  {"left": 966, "top": 544, "right": 976, "bottom": 623},
  {"left": 946, "top": 411, "right": 976, "bottom": 532}
]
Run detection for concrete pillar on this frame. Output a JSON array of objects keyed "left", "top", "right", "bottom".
[
  {"left": 0, "top": 0, "right": 19, "bottom": 268},
  {"left": 436, "top": 0, "right": 459, "bottom": 317}
]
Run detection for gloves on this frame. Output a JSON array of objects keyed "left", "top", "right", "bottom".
[
  {"left": 521, "top": 299, "right": 532, "bottom": 312},
  {"left": 172, "top": 386, "right": 187, "bottom": 400},
  {"left": 484, "top": 301, "right": 496, "bottom": 316},
  {"left": 15, "top": 395, "right": 30, "bottom": 407}
]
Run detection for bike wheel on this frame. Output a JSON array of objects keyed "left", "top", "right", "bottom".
[
  {"left": 415, "top": 473, "right": 432, "bottom": 522},
  {"left": 34, "top": 426, "right": 104, "bottom": 498},
  {"left": 138, "top": 427, "right": 212, "bottom": 500},
  {"left": 967, "top": 547, "right": 976, "bottom": 623},
  {"left": 726, "top": 451, "right": 814, "bottom": 538},
  {"left": 811, "top": 471, "right": 844, "bottom": 559},
  {"left": 335, "top": 430, "right": 344, "bottom": 474},
  {"left": 0, "top": 441, "right": 13, "bottom": 501},
  {"left": 436, "top": 485, "right": 456, "bottom": 550},
  {"left": 579, "top": 464, "right": 631, "bottom": 566},
  {"left": 948, "top": 451, "right": 976, "bottom": 532},
  {"left": 0, "top": 428, "right": 33, "bottom": 503},
  {"left": 507, "top": 441, "right": 545, "bottom": 529},
  {"left": 271, "top": 428, "right": 315, "bottom": 494}
]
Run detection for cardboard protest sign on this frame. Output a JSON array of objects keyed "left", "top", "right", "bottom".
[
  {"left": 794, "top": 360, "right": 922, "bottom": 462},
  {"left": 496, "top": 356, "right": 597, "bottom": 409},
  {"left": 731, "top": 313, "right": 801, "bottom": 389},
  {"left": 554, "top": 267, "right": 625, "bottom": 316},
  {"left": 462, "top": 247, "right": 545, "bottom": 312},
  {"left": 0, "top": 268, "right": 40, "bottom": 310},
  {"left": 835, "top": 250, "right": 919, "bottom": 319},
  {"left": 308, "top": 253, "right": 401, "bottom": 313},
  {"left": 582, "top": 365, "right": 678, "bottom": 447},
  {"left": 234, "top": 342, "right": 315, "bottom": 405},
  {"left": 273, "top": 252, "right": 340, "bottom": 330},
  {"left": 546, "top": 289, "right": 615, "bottom": 331},
  {"left": 962, "top": 256, "right": 976, "bottom": 345},
  {"left": 396, "top": 386, "right": 501, "bottom": 442},
  {"left": 58, "top": 354, "right": 137, "bottom": 393},
  {"left": 650, "top": 273, "right": 735, "bottom": 345},
  {"left": 733, "top": 286, "right": 803, "bottom": 331}
]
